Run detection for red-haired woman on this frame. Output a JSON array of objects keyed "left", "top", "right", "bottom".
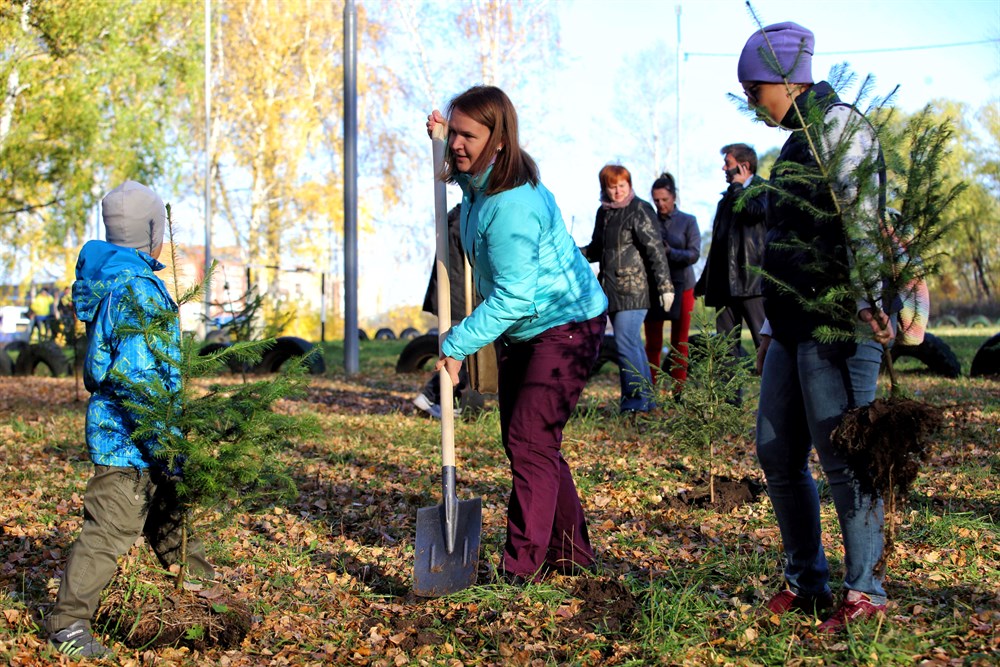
[{"left": 581, "top": 164, "right": 674, "bottom": 413}]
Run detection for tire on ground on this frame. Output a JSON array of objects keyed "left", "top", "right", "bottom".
[
  {"left": 198, "top": 341, "right": 243, "bottom": 374},
  {"left": 358, "top": 329, "right": 369, "bottom": 341},
  {"left": 374, "top": 327, "right": 396, "bottom": 340},
  {"left": 395, "top": 334, "right": 438, "bottom": 373},
  {"left": 256, "top": 336, "right": 326, "bottom": 375},
  {"left": 459, "top": 388, "right": 487, "bottom": 414},
  {"left": 4, "top": 340, "right": 28, "bottom": 357},
  {"left": 970, "top": 332, "right": 1000, "bottom": 378},
  {"left": 13, "top": 341, "right": 71, "bottom": 377},
  {"left": 934, "top": 314, "right": 961, "bottom": 328},
  {"left": 0, "top": 349, "right": 12, "bottom": 376},
  {"left": 399, "top": 327, "right": 420, "bottom": 340},
  {"left": 589, "top": 335, "right": 619, "bottom": 377},
  {"left": 889, "top": 332, "right": 961, "bottom": 378},
  {"left": 966, "top": 315, "right": 991, "bottom": 328}
]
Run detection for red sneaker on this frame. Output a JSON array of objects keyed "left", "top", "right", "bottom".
[
  {"left": 765, "top": 588, "right": 834, "bottom": 616},
  {"left": 817, "top": 594, "right": 886, "bottom": 634}
]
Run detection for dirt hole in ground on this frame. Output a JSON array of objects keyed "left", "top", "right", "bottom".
[
  {"left": 387, "top": 613, "right": 447, "bottom": 651},
  {"left": 99, "top": 585, "right": 252, "bottom": 650},
  {"left": 669, "top": 475, "right": 764, "bottom": 512},
  {"left": 565, "top": 577, "right": 638, "bottom": 635}
]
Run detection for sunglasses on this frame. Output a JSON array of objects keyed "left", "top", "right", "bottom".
[{"left": 742, "top": 82, "right": 763, "bottom": 104}]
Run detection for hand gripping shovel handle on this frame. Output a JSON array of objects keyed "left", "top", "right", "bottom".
[{"left": 431, "top": 124, "right": 459, "bottom": 552}]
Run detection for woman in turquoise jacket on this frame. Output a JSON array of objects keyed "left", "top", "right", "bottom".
[{"left": 428, "top": 86, "right": 608, "bottom": 582}]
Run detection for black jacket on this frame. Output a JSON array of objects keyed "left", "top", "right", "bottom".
[
  {"left": 582, "top": 197, "right": 673, "bottom": 314},
  {"left": 422, "top": 205, "right": 467, "bottom": 320},
  {"left": 696, "top": 174, "right": 767, "bottom": 306}
]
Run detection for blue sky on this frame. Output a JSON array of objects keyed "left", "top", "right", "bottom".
[{"left": 539, "top": 0, "right": 999, "bottom": 245}]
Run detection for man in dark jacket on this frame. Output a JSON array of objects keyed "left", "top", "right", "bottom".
[{"left": 696, "top": 143, "right": 767, "bottom": 355}]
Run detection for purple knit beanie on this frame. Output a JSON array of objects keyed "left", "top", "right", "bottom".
[{"left": 738, "top": 21, "right": 814, "bottom": 83}]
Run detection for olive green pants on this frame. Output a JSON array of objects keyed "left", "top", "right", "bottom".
[{"left": 47, "top": 465, "right": 214, "bottom": 633}]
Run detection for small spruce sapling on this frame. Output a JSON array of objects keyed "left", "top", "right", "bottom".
[
  {"left": 115, "top": 205, "right": 320, "bottom": 590},
  {"left": 654, "top": 309, "right": 756, "bottom": 504}
]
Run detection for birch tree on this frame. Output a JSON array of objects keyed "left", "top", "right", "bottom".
[
  {"left": 0, "top": 0, "right": 199, "bottom": 279},
  {"left": 197, "top": 0, "right": 398, "bottom": 304}
]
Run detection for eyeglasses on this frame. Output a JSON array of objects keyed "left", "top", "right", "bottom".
[{"left": 742, "top": 82, "right": 763, "bottom": 104}]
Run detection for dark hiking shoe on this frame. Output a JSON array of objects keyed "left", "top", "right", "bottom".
[
  {"left": 49, "top": 620, "right": 111, "bottom": 658},
  {"left": 764, "top": 588, "right": 834, "bottom": 617},
  {"left": 817, "top": 593, "right": 886, "bottom": 634}
]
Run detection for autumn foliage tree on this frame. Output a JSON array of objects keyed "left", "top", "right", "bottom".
[
  {"left": 195, "top": 0, "right": 401, "bottom": 324},
  {"left": 0, "top": 0, "right": 199, "bottom": 283}
]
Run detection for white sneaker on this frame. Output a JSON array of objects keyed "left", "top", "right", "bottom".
[{"left": 413, "top": 393, "right": 443, "bottom": 419}]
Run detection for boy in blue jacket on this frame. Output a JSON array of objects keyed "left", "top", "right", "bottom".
[{"left": 46, "top": 181, "right": 214, "bottom": 658}]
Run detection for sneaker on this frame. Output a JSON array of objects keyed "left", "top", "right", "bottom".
[
  {"left": 764, "top": 588, "right": 834, "bottom": 616},
  {"left": 816, "top": 593, "right": 886, "bottom": 634},
  {"left": 413, "top": 393, "right": 442, "bottom": 419},
  {"left": 49, "top": 620, "right": 112, "bottom": 659}
]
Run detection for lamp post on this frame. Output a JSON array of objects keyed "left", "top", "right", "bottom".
[
  {"left": 343, "top": 0, "right": 359, "bottom": 374},
  {"left": 203, "top": 0, "right": 213, "bottom": 332}
]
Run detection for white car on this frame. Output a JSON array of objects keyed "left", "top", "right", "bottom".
[{"left": 0, "top": 305, "right": 31, "bottom": 344}]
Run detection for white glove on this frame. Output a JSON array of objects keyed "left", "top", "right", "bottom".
[{"left": 660, "top": 291, "right": 675, "bottom": 313}]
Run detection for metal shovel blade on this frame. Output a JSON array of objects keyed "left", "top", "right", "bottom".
[{"left": 413, "top": 476, "right": 482, "bottom": 597}]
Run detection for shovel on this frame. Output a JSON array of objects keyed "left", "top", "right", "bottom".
[{"left": 413, "top": 123, "right": 482, "bottom": 598}]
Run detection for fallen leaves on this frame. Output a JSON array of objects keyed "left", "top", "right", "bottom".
[{"left": 0, "top": 360, "right": 998, "bottom": 665}]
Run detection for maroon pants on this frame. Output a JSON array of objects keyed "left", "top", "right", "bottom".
[{"left": 498, "top": 314, "right": 606, "bottom": 579}]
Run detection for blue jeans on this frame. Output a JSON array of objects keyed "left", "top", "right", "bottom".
[
  {"left": 756, "top": 337, "right": 886, "bottom": 603},
  {"left": 611, "top": 309, "right": 653, "bottom": 412}
]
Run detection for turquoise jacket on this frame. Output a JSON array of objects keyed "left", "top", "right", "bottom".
[
  {"left": 73, "top": 240, "right": 181, "bottom": 468},
  {"left": 442, "top": 169, "right": 607, "bottom": 360}
]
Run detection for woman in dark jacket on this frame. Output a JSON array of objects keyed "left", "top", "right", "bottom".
[
  {"left": 582, "top": 164, "right": 673, "bottom": 413},
  {"left": 644, "top": 172, "right": 700, "bottom": 389}
]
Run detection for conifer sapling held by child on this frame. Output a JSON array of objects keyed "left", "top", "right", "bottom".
[{"left": 46, "top": 181, "right": 215, "bottom": 659}]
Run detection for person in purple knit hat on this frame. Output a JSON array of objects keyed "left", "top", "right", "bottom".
[{"left": 738, "top": 21, "right": 895, "bottom": 634}]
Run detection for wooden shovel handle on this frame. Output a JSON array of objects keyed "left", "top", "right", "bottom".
[{"left": 432, "top": 125, "right": 455, "bottom": 467}]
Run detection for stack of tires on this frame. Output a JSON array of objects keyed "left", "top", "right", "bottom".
[{"left": 0, "top": 341, "right": 71, "bottom": 377}]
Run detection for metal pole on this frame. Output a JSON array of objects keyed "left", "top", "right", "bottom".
[
  {"left": 675, "top": 4, "right": 681, "bottom": 177},
  {"left": 320, "top": 272, "right": 326, "bottom": 342},
  {"left": 203, "top": 0, "right": 213, "bottom": 332},
  {"left": 343, "top": 0, "right": 359, "bottom": 374}
]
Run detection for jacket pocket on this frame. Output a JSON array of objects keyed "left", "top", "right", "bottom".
[{"left": 615, "top": 266, "right": 644, "bottom": 295}]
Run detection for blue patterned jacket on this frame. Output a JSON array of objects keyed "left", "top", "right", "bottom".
[{"left": 73, "top": 240, "right": 181, "bottom": 468}]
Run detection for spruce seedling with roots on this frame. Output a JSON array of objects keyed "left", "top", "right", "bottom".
[
  {"left": 104, "top": 205, "right": 319, "bottom": 648},
  {"left": 653, "top": 309, "right": 756, "bottom": 505},
  {"left": 741, "top": 1, "right": 962, "bottom": 567}
]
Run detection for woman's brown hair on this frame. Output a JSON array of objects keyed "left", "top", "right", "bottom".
[{"left": 443, "top": 86, "right": 539, "bottom": 195}]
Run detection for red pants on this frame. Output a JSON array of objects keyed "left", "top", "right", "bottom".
[
  {"left": 644, "top": 288, "right": 695, "bottom": 387},
  {"left": 498, "top": 314, "right": 605, "bottom": 579}
]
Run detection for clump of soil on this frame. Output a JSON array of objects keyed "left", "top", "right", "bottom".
[
  {"left": 566, "top": 577, "right": 638, "bottom": 634},
  {"left": 832, "top": 396, "right": 943, "bottom": 568},
  {"left": 670, "top": 476, "right": 764, "bottom": 513},
  {"left": 386, "top": 613, "right": 446, "bottom": 651},
  {"left": 832, "top": 397, "right": 942, "bottom": 501},
  {"left": 98, "top": 584, "right": 252, "bottom": 650}
]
